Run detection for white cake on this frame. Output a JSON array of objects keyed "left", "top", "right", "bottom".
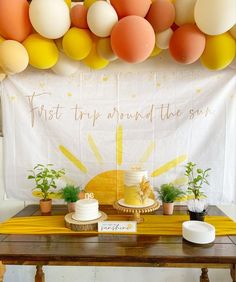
[
  {"left": 72, "top": 199, "right": 99, "bottom": 221},
  {"left": 124, "top": 170, "right": 148, "bottom": 206},
  {"left": 125, "top": 170, "right": 148, "bottom": 186}
]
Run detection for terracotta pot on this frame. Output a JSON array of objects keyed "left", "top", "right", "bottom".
[
  {"left": 163, "top": 202, "right": 174, "bottom": 215},
  {"left": 39, "top": 199, "right": 52, "bottom": 214},
  {"left": 68, "top": 202, "right": 76, "bottom": 213}
]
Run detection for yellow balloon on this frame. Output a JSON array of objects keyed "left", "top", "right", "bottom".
[
  {"left": 0, "top": 67, "right": 6, "bottom": 81},
  {"left": 201, "top": 33, "right": 236, "bottom": 70},
  {"left": 63, "top": 27, "right": 93, "bottom": 60},
  {"left": 150, "top": 45, "right": 162, "bottom": 57},
  {"left": 84, "top": 0, "right": 97, "bottom": 8},
  {"left": 65, "top": 0, "right": 71, "bottom": 8},
  {"left": 0, "top": 36, "right": 5, "bottom": 44},
  {"left": 83, "top": 41, "right": 109, "bottom": 69},
  {"left": 23, "top": 34, "right": 59, "bottom": 69}
]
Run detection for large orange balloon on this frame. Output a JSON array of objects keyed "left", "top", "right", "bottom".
[
  {"left": 146, "top": 0, "right": 175, "bottom": 32},
  {"left": 111, "top": 16, "right": 155, "bottom": 63},
  {"left": 0, "top": 0, "right": 32, "bottom": 42},
  {"left": 70, "top": 4, "right": 88, "bottom": 29},
  {"left": 169, "top": 24, "right": 206, "bottom": 64},
  {"left": 110, "top": 0, "right": 151, "bottom": 18}
]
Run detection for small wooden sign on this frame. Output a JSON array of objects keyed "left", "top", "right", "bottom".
[{"left": 98, "top": 221, "right": 137, "bottom": 233}]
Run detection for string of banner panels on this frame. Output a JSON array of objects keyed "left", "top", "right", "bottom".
[{"left": 0, "top": 0, "right": 235, "bottom": 80}]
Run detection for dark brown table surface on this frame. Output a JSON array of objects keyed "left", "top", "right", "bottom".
[{"left": 1, "top": 205, "right": 236, "bottom": 282}]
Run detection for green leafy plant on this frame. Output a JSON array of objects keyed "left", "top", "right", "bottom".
[
  {"left": 27, "top": 164, "right": 65, "bottom": 201},
  {"left": 185, "top": 162, "right": 211, "bottom": 200},
  {"left": 157, "top": 183, "right": 185, "bottom": 203},
  {"left": 60, "top": 185, "right": 80, "bottom": 203}
]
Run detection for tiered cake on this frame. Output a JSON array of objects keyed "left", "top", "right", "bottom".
[
  {"left": 72, "top": 199, "right": 99, "bottom": 221},
  {"left": 124, "top": 169, "right": 149, "bottom": 206}
]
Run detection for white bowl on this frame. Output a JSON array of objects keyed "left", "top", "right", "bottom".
[{"left": 182, "top": 221, "right": 215, "bottom": 244}]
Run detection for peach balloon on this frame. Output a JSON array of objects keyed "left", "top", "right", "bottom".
[
  {"left": 71, "top": 4, "right": 88, "bottom": 29},
  {"left": 110, "top": 0, "right": 151, "bottom": 18},
  {"left": 169, "top": 24, "right": 206, "bottom": 64},
  {"left": 0, "top": 0, "right": 32, "bottom": 42},
  {"left": 0, "top": 40, "right": 29, "bottom": 74},
  {"left": 146, "top": 0, "right": 175, "bottom": 32},
  {"left": 111, "top": 16, "right": 155, "bottom": 63}
]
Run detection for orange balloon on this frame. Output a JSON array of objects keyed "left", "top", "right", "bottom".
[
  {"left": 70, "top": 4, "right": 88, "bottom": 29},
  {"left": 0, "top": 0, "right": 32, "bottom": 42},
  {"left": 111, "top": 16, "right": 155, "bottom": 63},
  {"left": 169, "top": 24, "right": 206, "bottom": 64},
  {"left": 146, "top": 0, "right": 175, "bottom": 32},
  {"left": 110, "top": 0, "right": 151, "bottom": 18}
]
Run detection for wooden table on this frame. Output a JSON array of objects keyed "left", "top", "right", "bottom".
[{"left": 1, "top": 205, "right": 236, "bottom": 282}]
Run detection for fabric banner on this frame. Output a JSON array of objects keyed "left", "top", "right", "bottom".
[{"left": 1, "top": 55, "right": 236, "bottom": 204}]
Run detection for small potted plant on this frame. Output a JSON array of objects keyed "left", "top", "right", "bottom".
[
  {"left": 185, "top": 162, "right": 211, "bottom": 221},
  {"left": 157, "top": 183, "right": 185, "bottom": 215},
  {"left": 27, "top": 164, "right": 65, "bottom": 214},
  {"left": 61, "top": 185, "right": 81, "bottom": 212}
]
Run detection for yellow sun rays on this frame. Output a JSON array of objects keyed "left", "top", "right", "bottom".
[
  {"left": 151, "top": 155, "right": 187, "bottom": 177},
  {"left": 116, "top": 125, "right": 123, "bottom": 166},
  {"left": 138, "top": 141, "right": 156, "bottom": 165},
  {"left": 88, "top": 134, "right": 103, "bottom": 165},
  {"left": 59, "top": 125, "right": 187, "bottom": 184},
  {"left": 59, "top": 145, "right": 88, "bottom": 173}
]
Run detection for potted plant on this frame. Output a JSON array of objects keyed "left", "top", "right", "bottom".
[
  {"left": 61, "top": 185, "right": 81, "bottom": 212},
  {"left": 27, "top": 164, "right": 65, "bottom": 214},
  {"left": 185, "top": 162, "right": 211, "bottom": 221},
  {"left": 157, "top": 183, "right": 185, "bottom": 215}
]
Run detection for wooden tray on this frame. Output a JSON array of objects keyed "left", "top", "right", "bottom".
[{"left": 65, "top": 211, "right": 107, "bottom": 231}]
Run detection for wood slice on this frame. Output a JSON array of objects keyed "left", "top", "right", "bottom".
[{"left": 65, "top": 211, "right": 107, "bottom": 232}]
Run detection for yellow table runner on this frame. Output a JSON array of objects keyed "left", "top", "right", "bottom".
[{"left": 0, "top": 215, "right": 236, "bottom": 236}]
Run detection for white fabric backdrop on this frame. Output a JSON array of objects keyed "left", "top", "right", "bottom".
[{"left": 1, "top": 54, "right": 236, "bottom": 203}]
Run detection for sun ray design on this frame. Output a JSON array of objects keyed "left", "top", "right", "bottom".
[
  {"left": 59, "top": 145, "right": 88, "bottom": 174},
  {"left": 172, "top": 176, "right": 188, "bottom": 186},
  {"left": 116, "top": 125, "right": 123, "bottom": 166},
  {"left": 151, "top": 155, "right": 187, "bottom": 177},
  {"left": 88, "top": 134, "right": 103, "bottom": 164},
  {"left": 138, "top": 141, "right": 156, "bottom": 164}
]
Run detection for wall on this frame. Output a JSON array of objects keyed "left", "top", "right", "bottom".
[{"left": 0, "top": 135, "right": 233, "bottom": 281}]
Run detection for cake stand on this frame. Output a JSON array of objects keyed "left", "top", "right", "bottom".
[
  {"left": 65, "top": 211, "right": 107, "bottom": 231},
  {"left": 113, "top": 199, "right": 160, "bottom": 223}
]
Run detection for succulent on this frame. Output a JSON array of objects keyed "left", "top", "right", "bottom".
[
  {"left": 157, "top": 183, "right": 185, "bottom": 203},
  {"left": 61, "top": 185, "right": 81, "bottom": 203}
]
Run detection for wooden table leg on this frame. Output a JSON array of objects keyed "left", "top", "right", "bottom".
[
  {"left": 0, "top": 261, "right": 6, "bottom": 282},
  {"left": 35, "top": 265, "right": 45, "bottom": 282},
  {"left": 231, "top": 264, "right": 236, "bottom": 282},
  {"left": 200, "top": 268, "right": 210, "bottom": 282}
]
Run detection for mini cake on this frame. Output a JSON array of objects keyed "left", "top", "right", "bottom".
[
  {"left": 124, "top": 169, "right": 150, "bottom": 206},
  {"left": 72, "top": 199, "right": 99, "bottom": 221}
]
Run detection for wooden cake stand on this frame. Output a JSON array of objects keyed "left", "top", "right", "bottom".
[
  {"left": 65, "top": 211, "right": 107, "bottom": 231},
  {"left": 113, "top": 199, "right": 160, "bottom": 223}
]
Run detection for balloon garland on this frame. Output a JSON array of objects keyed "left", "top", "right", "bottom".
[{"left": 0, "top": 0, "right": 235, "bottom": 79}]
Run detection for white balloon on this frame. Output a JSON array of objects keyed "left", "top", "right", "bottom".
[
  {"left": 87, "top": 1, "right": 118, "bottom": 37},
  {"left": 230, "top": 25, "right": 236, "bottom": 40},
  {"left": 175, "top": 0, "right": 197, "bottom": 26},
  {"left": 52, "top": 52, "right": 79, "bottom": 76},
  {"left": 156, "top": 28, "right": 173, "bottom": 50},
  {"left": 194, "top": 0, "right": 236, "bottom": 35},
  {"left": 29, "top": 0, "right": 71, "bottom": 39}
]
